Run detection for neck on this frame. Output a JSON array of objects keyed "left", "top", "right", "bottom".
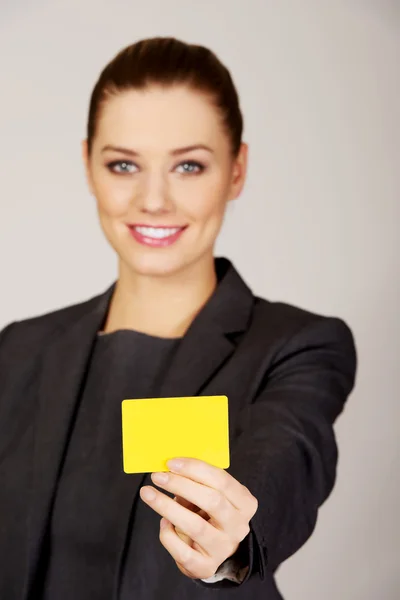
[{"left": 103, "top": 256, "right": 218, "bottom": 338}]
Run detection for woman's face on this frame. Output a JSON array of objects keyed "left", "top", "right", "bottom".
[{"left": 83, "top": 85, "right": 248, "bottom": 278}]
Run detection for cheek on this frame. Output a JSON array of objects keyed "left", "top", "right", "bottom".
[
  {"left": 183, "top": 177, "right": 229, "bottom": 224},
  {"left": 93, "top": 176, "right": 132, "bottom": 218}
]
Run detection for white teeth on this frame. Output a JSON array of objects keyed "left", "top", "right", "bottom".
[{"left": 134, "top": 226, "right": 182, "bottom": 239}]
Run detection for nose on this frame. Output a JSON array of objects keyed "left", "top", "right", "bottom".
[{"left": 137, "top": 170, "right": 172, "bottom": 215}]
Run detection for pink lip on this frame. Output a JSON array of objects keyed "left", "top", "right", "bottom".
[{"left": 127, "top": 225, "right": 187, "bottom": 248}]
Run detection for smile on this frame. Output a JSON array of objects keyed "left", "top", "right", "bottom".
[{"left": 127, "top": 225, "right": 187, "bottom": 247}]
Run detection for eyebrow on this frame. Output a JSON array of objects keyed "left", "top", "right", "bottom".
[{"left": 100, "top": 144, "right": 214, "bottom": 156}]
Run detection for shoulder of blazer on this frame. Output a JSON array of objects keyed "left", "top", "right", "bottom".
[
  {"left": 0, "top": 284, "right": 114, "bottom": 361},
  {"left": 252, "top": 295, "right": 350, "bottom": 337},
  {"left": 253, "top": 296, "right": 325, "bottom": 325},
  {"left": 251, "top": 296, "right": 357, "bottom": 382},
  {"left": 246, "top": 297, "right": 356, "bottom": 375}
]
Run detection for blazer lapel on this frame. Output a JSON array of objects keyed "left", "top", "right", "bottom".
[{"left": 22, "top": 285, "right": 115, "bottom": 600}]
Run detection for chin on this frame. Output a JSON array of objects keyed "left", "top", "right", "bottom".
[{"left": 123, "top": 252, "right": 191, "bottom": 279}]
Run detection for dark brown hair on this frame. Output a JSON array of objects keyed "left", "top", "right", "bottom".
[{"left": 86, "top": 37, "right": 243, "bottom": 157}]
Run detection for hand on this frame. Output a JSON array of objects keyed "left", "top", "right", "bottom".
[{"left": 139, "top": 458, "right": 258, "bottom": 580}]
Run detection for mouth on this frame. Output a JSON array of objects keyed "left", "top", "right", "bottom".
[{"left": 127, "top": 224, "right": 188, "bottom": 247}]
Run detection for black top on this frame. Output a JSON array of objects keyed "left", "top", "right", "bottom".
[{"left": 41, "top": 329, "right": 180, "bottom": 599}]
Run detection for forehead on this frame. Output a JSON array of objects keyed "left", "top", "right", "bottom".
[{"left": 95, "top": 85, "right": 227, "bottom": 150}]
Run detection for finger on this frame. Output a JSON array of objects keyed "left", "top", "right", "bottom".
[
  {"left": 159, "top": 518, "right": 219, "bottom": 581},
  {"left": 140, "top": 485, "right": 231, "bottom": 560},
  {"left": 152, "top": 472, "right": 243, "bottom": 537},
  {"left": 167, "top": 458, "right": 257, "bottom": 518}
]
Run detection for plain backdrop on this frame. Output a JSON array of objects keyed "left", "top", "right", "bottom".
[{"left": 0, "top": 1, "right": 399, "bottom": 598}]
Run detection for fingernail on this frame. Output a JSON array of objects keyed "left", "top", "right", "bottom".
[
  {"left": 160, "top": 518, "right": 169, "bottom": 529},
  {"left": 167, "top": 459, "right": 184, "bottom": 472},
  {"left": 152, "top": 472, "right": 169, "bottom": 485},
  {"left": 141, "top": 487, "right": 156, "bottom": 502}
]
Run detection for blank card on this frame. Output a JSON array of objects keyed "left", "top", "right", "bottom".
[{"left": 121, "top": 395, "right": 230, "bottom": 474}]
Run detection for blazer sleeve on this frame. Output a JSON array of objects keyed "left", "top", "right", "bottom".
[{"left": 195, "top": 315, "right": 357, "bottom": 588}]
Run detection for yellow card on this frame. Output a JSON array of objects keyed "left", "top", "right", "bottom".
[{"left": 121, "top": 395, "right": 230, "bottom": 474}]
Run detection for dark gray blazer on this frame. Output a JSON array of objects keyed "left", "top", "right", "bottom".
[{"left": 0, "top": 258, "right": 357, "bottom": 600}]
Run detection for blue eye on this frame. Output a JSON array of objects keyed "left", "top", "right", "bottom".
[
  {"left": 107, "top": 160, "right": 137, "bottom": 174},
  {"left": 176, "top": 161, "right": 205, "bottom": 175},
  {"left": 106, "top": 159, "right": 205, "bottom": 175}
]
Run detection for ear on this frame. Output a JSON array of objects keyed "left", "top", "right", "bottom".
[
  {"left": 227, "top": 142, "right": 248, "bottom": 202},
  {"left": 81, "top": 139, "right": 94, "bottom": 195}
]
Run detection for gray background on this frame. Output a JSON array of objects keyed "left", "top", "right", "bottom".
[{"left": 0, "top": 1, "right": 399, "bottom": 598}]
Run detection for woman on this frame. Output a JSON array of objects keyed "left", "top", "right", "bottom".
[{"left": 0, "top": 37, "right": 357, "bottom": 600}]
